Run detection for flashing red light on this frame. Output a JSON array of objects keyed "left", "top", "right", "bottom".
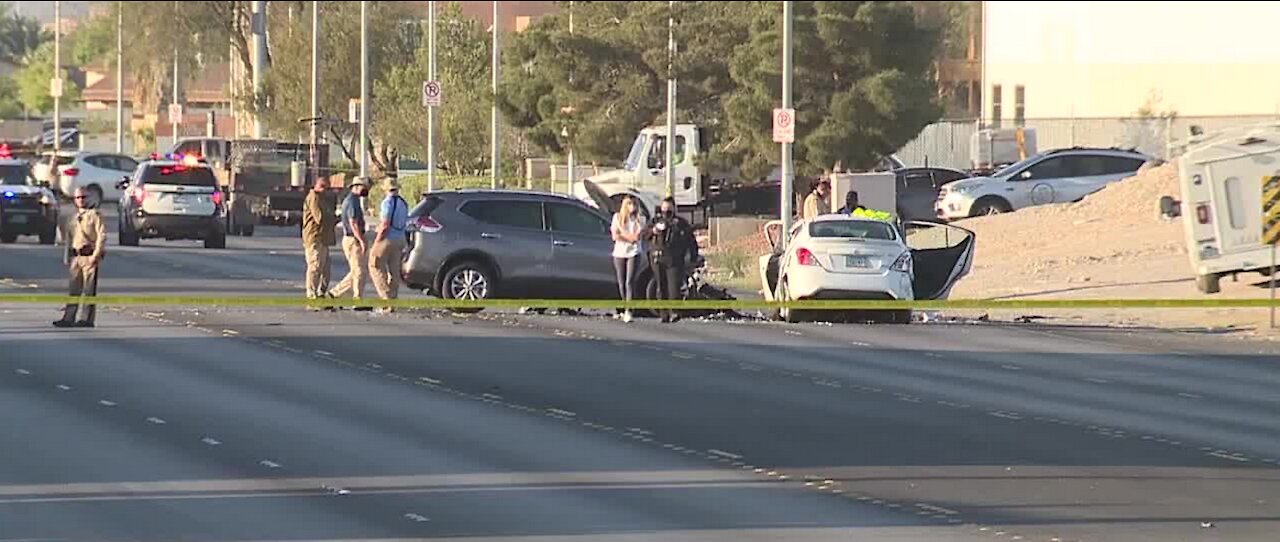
[
  {"left": 211, "top": 190, "right": 223, "bottom": 206},
  {"left": 0, "top": 144, "right": 11, "bottom": 159},
  {"left": 133, "top": 186, "right": 146, "bottom": 204},
  {"left": 161, "top": 167, "right": 173, "bottom": 175},
  {"left": 796, "top": 247, "right": 819, "bottom": 267},
  {"left": 62, "top": 167, "right": 80, "bottom": 177}
]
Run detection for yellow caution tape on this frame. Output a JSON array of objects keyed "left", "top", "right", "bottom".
[{"left": 0, "top": 294, "right": 1277, "bottom": 310}]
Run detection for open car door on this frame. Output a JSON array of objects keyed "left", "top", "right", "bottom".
[{"left": 903, "top": 221, "right": 975, "bottom": 300}]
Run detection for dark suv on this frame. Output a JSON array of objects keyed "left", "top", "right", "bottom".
[{"left": 402, "top": 190, "right": 651, "bottom": 304}]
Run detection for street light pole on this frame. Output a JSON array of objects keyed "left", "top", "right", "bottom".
[
  {"left": 780, "top": 1, "right": 794, "bottom": 245},
  {"left": 665, "top": 0, "right": 676, "bottom": 198},
  {"left": 310, "top": 1, "right": 320, "bottom": 182},
  {"left": 491, "top": 1, "right": 501, "bottom": 189},
  {"left": 172, "top": 2, "right": 180, "bottom": 151},
  {"left": 565, "top": 1, "right": 575, "bottom": 195},
  {"left": 359, "top": 1, "right": 369, "bottom": 180},
  {"left": 250, "top": 0, "right": 267, "bottom": 138},
  {"left": 53, "top": 0, "right": 60, "bottom": 156},
  {"left": 115, "top": 1, "right": 124, "bottom": 153},
  {"left": 427, "top": 1, "right": 437, "bottom": 193}
]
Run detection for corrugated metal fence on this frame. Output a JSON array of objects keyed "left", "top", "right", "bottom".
[{"left": 895, "top": 114, "right": 1280, "bottom": 170}]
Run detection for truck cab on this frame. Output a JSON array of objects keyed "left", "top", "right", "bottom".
[{"left": 574, "top": 124, "right": 710, "bottom": 208}]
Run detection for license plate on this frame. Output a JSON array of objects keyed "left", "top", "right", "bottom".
[
  {"left": 6, "top": 215, "right": 27, "bottom": 224},
  {"left": 844, "top": 255, "right": 870, "bottom": 268},
  {"left": 173, "top": 194, "right": 193, "bottom": 204}
]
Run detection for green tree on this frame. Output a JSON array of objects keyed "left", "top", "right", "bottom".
[
  {"left": 721, "top": 1, "right": 942, "bottom": 178},
  {"left": 0, "top": 77, "right": 21, "bottom": 118},
  {"left": 0, "top": 2, "right": 48, "bottom": 65},
  {"left": 14, "top": 40, "right": 80, "bottom": 113}
]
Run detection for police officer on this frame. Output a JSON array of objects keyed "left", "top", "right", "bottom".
[
  {"left": 645, "top": 197, "right": 699, "bottom": 323},
  {"left": 302, "top": 176, "right": 337, "bottom": 309},
  {"left": 53, "top": 187, "right": 105, "bottom": 328}
]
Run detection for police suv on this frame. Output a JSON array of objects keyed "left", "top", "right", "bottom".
[
  {"left": 0, "top": 146, "right": 60, "bottom": 245},
  {"left": 116, "top": 154, "right": 226, "bottom": 249}
]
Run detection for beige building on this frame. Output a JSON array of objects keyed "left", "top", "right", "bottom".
[{"left": 983, "top": 1, "right": 1280, "bottom": 121}]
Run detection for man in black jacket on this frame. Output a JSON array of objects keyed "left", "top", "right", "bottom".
[{"left": 645, "top": 197, "right": 700, "bottom": 323}]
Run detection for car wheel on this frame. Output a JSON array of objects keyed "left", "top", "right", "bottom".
[
  {"left": 1195, "top": 273, "right": 1221, "bottom": 294},
  {"left": 204, "top": 229, "right": 226, "bottom": 249},
  {"left": 38, "top": 225, "right": 56, "bottom": 245},
  {"left": 442, "top": 261, "right": 495, "bottom": 313},
  {"left": 779, "top": 281, "right": 803, "bottom": 323},
  {"left": 971, "top": 198, "right": 1012, "bottom": 217},
  {"left": 118, "top": 219, "right": 139, "bottom": 246},
  {"left": 0, "top": 233, "right": 16, "bottom": 244}
]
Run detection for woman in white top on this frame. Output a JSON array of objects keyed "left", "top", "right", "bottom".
[{"left": 610, "top": 195, "right": 643, "bottom": 322}]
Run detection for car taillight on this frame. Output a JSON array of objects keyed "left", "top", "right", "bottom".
[
  {"left": 211, "top": 190, "right": 223, "bottom": 206},
  {"left": 409, "top": 216, "right": 442, "bottom": 233},
  {"left": 891, "top": 251, "right": 913, "bottom": 273},
  {"left": 63, "top": 167, "right": 79, "bottom": 177},
  {"left": 1196, "top": 203, "right": 1211, "bottom": 224},
  {"left": 796, "top": 247, "right": 819, "bottom": 266},
  {"left": 133, "top": 187, "right": 146, "bottom": 204}
]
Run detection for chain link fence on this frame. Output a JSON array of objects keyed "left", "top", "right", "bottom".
[{"left": 895, "top": 114, "right": 1280, "bottom": 170}]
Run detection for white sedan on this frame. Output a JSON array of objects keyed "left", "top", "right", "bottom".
[{"left": 758, "top": 215, "right": 975, "bottom": 323}]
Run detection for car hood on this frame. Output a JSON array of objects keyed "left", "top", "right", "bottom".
[{"left": 943, "top": 177, "right": 994, "bottom": 192}]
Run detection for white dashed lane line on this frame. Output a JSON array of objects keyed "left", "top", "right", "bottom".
[
  {"left": 258, "top": 460, "right": 283, "bottom": 469},
  {"left": 145, "top": 417, "right": 167, "bottom": 425},
  {"left": 98, "top": 400, "right": 117, "bottom": 407},
  {"left": 1177, "top": 392, "right": 1203, "bottom": 399},
  {"left": 201, "top": 437, "right": 222, "bottom": 446},
  {"left": 55, "top": 384, "right": 72, "bottom": 391}
]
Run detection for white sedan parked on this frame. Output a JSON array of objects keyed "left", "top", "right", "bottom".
[
  {"left": 57, "top": 152, "right": 139, "bottom": 204},
  {"left": 759, "top": 215, "right": 975, "bottom": 323}
]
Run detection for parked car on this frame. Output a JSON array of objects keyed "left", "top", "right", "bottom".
[
  {"left": 57, "top": 152, "right": 139, "bottom": 204},
  {"left": 0, "top": 157, "right": 60, "bottom": 244},
  {"left": 402, "top": 189, "right": 653, "bottom": 305},
  {"left": 758, "top": 215, "right": 975, "bottom": 323},
  {"left": 934, "top": 147, "right": 1153, "bottom": 220},
  {"left": 31, "top": 151, "right": 76, "bottom": 191},
  {"left": 895, "top": 167, "right": 969, "bottom": 221}
]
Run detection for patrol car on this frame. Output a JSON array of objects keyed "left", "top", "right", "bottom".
[
  {"left": 115, "top": 154, "right": 226, "bottom": 249},
  {"left": 0, "top": 147, "right": 59, "bottom": 245}
]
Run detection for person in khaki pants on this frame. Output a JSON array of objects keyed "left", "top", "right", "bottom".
[
  {"left": 302, "top": 176, "right": 336, "bottom": 308},
  {"left": 53, "top": 187, "right": 106, "bottom": 328},
  {"left": 329, "top": 178, "right": 370, "bottom": 307},
  {"left": 368, "top": 178, "right": 409, "bottom": 314}
]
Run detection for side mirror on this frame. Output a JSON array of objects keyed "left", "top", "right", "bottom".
[
  {"left": 116, "top": 177, "right": 130, "bottom": 190},
  {"left": 1158, "top": 196, "right": 1181, "bottom": 219}
]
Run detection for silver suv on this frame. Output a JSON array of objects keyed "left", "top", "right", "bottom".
[{"left": 402, "top": 190, "right": 651, "bottom": 303}]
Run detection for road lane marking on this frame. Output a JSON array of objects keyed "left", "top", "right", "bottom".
[
  {"left": 707, "top": 449, "right": 743, "bottom": 460},
  {"left": 1177, "top": 392, "right": 1203, "bottom": 399},
  {"left": 670, "top": 352, "right": 696, "bottom": 360},
  {"left": 281, "top": 346, "right": 304, "bottom": 354},
  {"left": 55, "top": 384, "right": 72, "bottom": 391},
  {"left": 313, "top": 350, "right": 334, "bottom": 357},
  {"left": 481, "top": 393, "right": 503, "bottom": 401},
  {"left": 145, "top": 417, "right": 166, "bottom": 425},
  {"left": 546, "top": 408, "right": 576, "bottom": 418},
  {"left": 15, "top": 369, "right": 30, "bottom": 375},
  {"left": 999, "top": 364, "right": 1022, "bottom": 371},
  {"left": 419, "top": 377, "right": 442, "bottom": 385},
  {"left": 924, "top": 353, "right": 943, "bottom": 359},
  {"left": 201, "top": 437, "right": 221, "bottom": 446},
  {"left": 1084, "top": 377, "right": 1111, "bottom": 384},
  {"left": 987, "top": 411, "right": 1023, "bottom": 420},
  {"left": 1208, "top": 451, "right": 1250, "bottom": 462},
  {"left": 258, "top": 460, "right": 282, "bottom": 469},
  {"left": 98, "top": 400, "right": 116, "bottom": 407},
  {"left": 404, "top": 513, "right": 430, "bottom": 522}
]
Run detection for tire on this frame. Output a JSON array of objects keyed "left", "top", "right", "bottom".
[
  {"left": 39, "top": 226, "right": 56, "bottom": 245},
  {"left": 441, "top": 260, "right": 496, "bottom": 313},
  {"left": 971, "top": 198, "right": 1012, "bottom": 217},
  {"left": 204, "top": 230, "right": 226, "bottom": 249},
  {"left": 1196, "top": 273, "right": 1221, "bottom": 294},
  {"left": 0, "top": 233, "right": 16, "bottom": 244},
  {"left": 779, "top": 281, "right": 803, "bottom": 323},
  {"left": 118, "top": 219, "right": 139, "bottom": 246}
]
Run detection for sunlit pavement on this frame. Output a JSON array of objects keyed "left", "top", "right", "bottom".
[{"left": 1, "top": 218, "right": 1278, "bottom": 541}]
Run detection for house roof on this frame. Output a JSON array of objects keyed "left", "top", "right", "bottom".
[{"left": 79, "top": 62, "right": 231, "bottom": 106}]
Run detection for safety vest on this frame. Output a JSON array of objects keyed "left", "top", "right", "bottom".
[{"left": 850, "top": 208, "right": 893, "bottom": 222}]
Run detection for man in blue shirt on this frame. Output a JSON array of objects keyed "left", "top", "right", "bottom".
[
  {"left": 329, "top": 177, "right": 369, "bottom": 304},
  {"left": 368, "top": 178, "right": 409, "bottom": 312}
]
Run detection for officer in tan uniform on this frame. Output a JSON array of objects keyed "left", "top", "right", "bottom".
[
  {"left": 54, "top": 187, "right": 106, "bottom": 328},
  {"left": 302, "top": 176, "right": 337, "bottom": 307}
]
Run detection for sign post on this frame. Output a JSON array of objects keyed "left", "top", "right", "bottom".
[
  {"left": 773, "top": 108, "right": 795, "bottom": 144},
  {"left": 1264, "top": 175, "right": 1280, "bottom": 328},
  {"left": 422, "top": 80, "right": 442, "bottom": 107}
]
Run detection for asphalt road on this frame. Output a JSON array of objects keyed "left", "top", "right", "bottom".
[{"left": 1, "top": 208, "right": 1278, "bottom": 541}]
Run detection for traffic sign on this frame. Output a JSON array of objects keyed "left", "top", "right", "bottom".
[
  {"left": 1265, "top": 175, "right": 1280, "bottom": 245},
  {"left": 168, "top": 103, "right": 183, "bottom": 124},
  {"left": 49, "top": 77, "right": 63, "bottom": 98},
  {"left": 422, "top": 80, "right": 442, "bottom": 107},
  {"left": 348, "top": 99, "right": 361, "bottom": 123},
  {"left": 773, "top": 108, "right": 795, "bottom": 144}
]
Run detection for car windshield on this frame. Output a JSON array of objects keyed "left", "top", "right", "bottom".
[
  {"left": 140, "top": 165, "right": 217, "bottom": 186},
  {"left": 622, "top": 134, "right": 647, "bottom": 171},
  {"left": 809, "top": 220, "right": 897, "bottom": 241},
  {"left": 991, "top": 154, "right": 1046, "bottom": 178},
  {"left": 0, "top": 164, "right": 34, "bottom": 185}
]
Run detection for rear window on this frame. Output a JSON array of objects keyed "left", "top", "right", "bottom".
[
  {"left": 0, "top": 164, "right": 32, "bottom": 185},
  {"left": 809, "top": 220, "right": 897, "bottom": 241},
  {"left": 408, "top": 196, "right": 444, "bottom": 218},
  {"left": 460, "top": 200, "right": 544, "bottom": 229},
  {"left": 140, "top": 165, "right": 217, "bottom": 186}
]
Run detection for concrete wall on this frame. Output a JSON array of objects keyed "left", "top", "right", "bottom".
[{"left": 984, "top": 2, "right": 1280, "bottom": 119}]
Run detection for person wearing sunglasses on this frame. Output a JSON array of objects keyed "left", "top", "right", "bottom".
[{"left": 53, "top": 187, "right": 105, "bottom": 328}]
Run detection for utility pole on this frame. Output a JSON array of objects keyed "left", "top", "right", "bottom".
[
  {"left": 491, "top": 1, "right": 501, "bottom": 189},
  {"left": 565, "top": 1, "right": 575, "bottom": 195},
  {"left": 359, "top": 1, "right": 369, "bottom": 180},
  {"left": 780, "top": 1, "right": 794, "bottom": 244},
  {"left": 427, "top": 1, "right": 437, "bottom": 193},
  {"left": 251, "top": 0, "right": 268, "bottom": 138},
  {"left": 310, "top": 1, "right": 320, "bottom": 182},
  {"left": 665, "top": 0, "right": 676, "bottom": 198},
  {"left": 116, "top": 1, "right": 124, "bottom": 153},
  {"left": 53, "top": 0, "right": 61, "bottom": 156},
  {"left": 172, "top": 0, "right": 180, "bottom": 151}
]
